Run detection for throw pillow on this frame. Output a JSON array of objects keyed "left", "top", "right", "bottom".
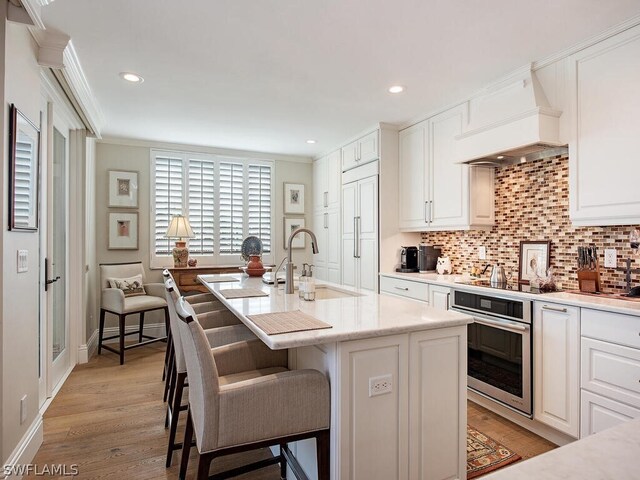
[{"left": 108, "top": 274, "right": 146, "bottom": 297}]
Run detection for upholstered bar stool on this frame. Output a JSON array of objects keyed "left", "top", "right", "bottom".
[
  {"left": 99, "top": 262, "right": 169, "bottom": 365},
  {"left": 163, "top": 278, "right": 256, "bottom": 467},
  {"left": 175, "top": 297, "right": 331, "bottom": 480}
]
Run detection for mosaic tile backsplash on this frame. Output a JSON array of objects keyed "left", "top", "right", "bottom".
[{"left": 421, "top": 156, "right": 639, "bottom": 293}]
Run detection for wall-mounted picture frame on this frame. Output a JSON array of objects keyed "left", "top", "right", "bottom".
[
  {"left": 519, "top": 240, "right": 551, "bottom": 284},
  {"left": 108, "top": 212, "right": 139, "bottom": 250},
  {"left": 283, "top": 217, "right": 305, "bottom": 249},
  {"left": 9, "top": 104, "right": 40, "bottom": 232},
  {"left": 108, "top": 170, "right": 138, "bottom": 208},
  {"left": 284, "top": 183, "right": 305, "bottom": 214}
]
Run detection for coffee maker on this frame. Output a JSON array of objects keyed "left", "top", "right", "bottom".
[
  {"left": 396, "top": 246, "right": 419, "bottom": 273},
  {"left": 418, "top": 244, "right": 441, "bottom": 273}
]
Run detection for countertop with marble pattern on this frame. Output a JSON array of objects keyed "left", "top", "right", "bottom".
[
  {"left": 483, "top": 417, "right": 640, "bottom": 479},
  {"left": 197, "top": 274, "right": 472, "bottom": 349},
  {"left": 381, "top": 272, "right": 640, "bottom": 317}
]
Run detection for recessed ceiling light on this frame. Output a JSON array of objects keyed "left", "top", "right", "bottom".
[
  {"left": 119, "top": 72, "right": 144, "bottom": 83},
  {"left": 388, "top": 85, "right": 404, "bottom": 94},
  {"left": 306, "top": 139, "right": 316, "bottom": 144},
  {"left": 497, "top": 155, "right": 505, "bottom": 160}
]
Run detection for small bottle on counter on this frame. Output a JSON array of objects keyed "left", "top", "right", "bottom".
[
  {"left": 299, "top": 263, "right": 309, "bottom": 299},
  {"left": 304, "top": 265, "right": 316, "bottom": 301}
]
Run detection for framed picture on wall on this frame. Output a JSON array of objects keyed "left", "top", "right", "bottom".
[
  {"left": 518, "top": 240, "right": 551, "bottom": 284},
  {"left": 284, "top": 183, "right": 305, "bottom": 214},
  {"left": 283, "top": 218, "right": 305, "bottom": 249},
  {"left": 8, "top": 104, "right": 40, "bottom": 232},
  {"left": 108, "top": 170, "right": 138, "bottom": 208},
  {"left": 108, "top": 212, "right": 139, "bottom": 250}
]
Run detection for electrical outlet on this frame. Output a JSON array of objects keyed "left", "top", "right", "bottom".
[
  {"left": 604, "top": 248, "right": 617, "bottom": 268},
  {"left": 17, "top": 250, "right": 28, "bottom": 273},
  {"left": 20, "top": 395, "right": 27, "bottom": 424},
  {"left": 478, "top": 246, "right": 487, "bottom": 260},
  {"left": 369, "top": 374, "right": 393, "bottom": 397}
]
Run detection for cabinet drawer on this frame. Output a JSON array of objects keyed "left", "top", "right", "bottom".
[
  {"left": 582, "top": 337, "right": 640, "bottom": 408},
  {"left": 582, "top": 309, "right": 640, "bottom": 349},
  {"left": 581, "top": 390, "right": 640, "bottom": 438},
  {"left": 380, "top": 276, "right": 429, "bottom": 302}
]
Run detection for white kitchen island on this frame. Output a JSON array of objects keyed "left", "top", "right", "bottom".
[{"left": 197, "top": 274, "right": 473, "bottom": 480}]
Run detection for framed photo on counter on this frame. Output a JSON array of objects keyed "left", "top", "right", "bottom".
[{"left": 519, "top": 240, "right": 551, "bottom": 284}]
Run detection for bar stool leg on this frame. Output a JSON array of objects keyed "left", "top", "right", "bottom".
[
  {"left": 98, "top": 309, "right": 106, "bottom": 354},
  {"left": 119, "top": 314, "right": 126, "bottom": 365}
]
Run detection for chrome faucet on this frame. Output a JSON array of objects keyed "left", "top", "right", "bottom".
[{"left": 285, "top": 228, "right": 319, "bottom": 294}]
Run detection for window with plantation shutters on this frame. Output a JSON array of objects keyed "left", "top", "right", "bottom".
[
  {"left": 248, "top": 164, "right": 272, "bottom": 253},
  {"left": 13, "top": 134, "right": 37, "bottom": 228},
  {"left": 153, "top": 154, "right": 184, "bottom": 255},
  {"left": 150, "top": 150, "right": 274, "bottom": 267},
  {"left": 218, "top": 161, "right": 244, "bottom": 254},
  {"left": 188, "top": 158, "right": 215, "bottom": 254}
]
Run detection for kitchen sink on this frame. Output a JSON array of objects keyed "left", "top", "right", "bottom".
[{"left": 312, "top": 285, "right": 363, "bottom": 300}]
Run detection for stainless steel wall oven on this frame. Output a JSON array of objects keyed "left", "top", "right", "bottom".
[{"left": 451, "top": 289, "right": 533, "bottom": 417}]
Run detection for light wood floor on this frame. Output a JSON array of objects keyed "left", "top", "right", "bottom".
[{"left": 29, "top": 344, "right": 556, "bottom": 479}]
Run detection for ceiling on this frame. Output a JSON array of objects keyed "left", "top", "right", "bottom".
[{"left": 41, "top": 0, "right": 640, "bottom": 157}]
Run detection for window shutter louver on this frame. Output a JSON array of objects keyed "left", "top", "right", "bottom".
[
  {"left": 187, "top": 158, "right": 215, "bottom": 254},
  {"left": 13, "top": 135, "right": 36, "bottom": 227},
  {"left": 218, "top": 162, "right": 244, "bottom": 254},
  {"left": 248, "top": 164, "right": 272, "bottom": 253},
  {"left": 154, "top": 155, "right": 184, "bottom": 255}
]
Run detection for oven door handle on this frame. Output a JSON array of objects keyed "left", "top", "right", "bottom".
[{"left": 473, "top": 317, "right": 528, "bottom": 333}]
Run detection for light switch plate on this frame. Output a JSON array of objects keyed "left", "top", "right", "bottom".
[
  {"left": 604, "top": 248, "right": 617, "bottom": 268},
  {"left": 478, "top": 246, "right": 487, "bottom": 260},
  {"left": 17, "top": 250, "right": 28, "bottom": 273}
]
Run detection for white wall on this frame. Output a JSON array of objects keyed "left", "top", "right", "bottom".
[
  {"left": 2, "top": 20, "right": 42, "bottom": 463},
  {"left": 93, "top": 140, "right": 313, "bottom": 332}
]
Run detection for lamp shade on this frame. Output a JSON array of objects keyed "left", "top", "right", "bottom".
[{"left": 165, "top": 214, "right": 195, "bottom": 239}]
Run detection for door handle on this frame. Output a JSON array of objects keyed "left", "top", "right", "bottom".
[
  {"left": 353, "top": 217, "right": 357, "bottom": 258},
  {"left": 356, "top": 216, "right": 361, "bottom": 258},
  {"left": 324, "top": 191, "right": 328, "bottom": 208},
  {"left": 44, "top": 257, "right": 60, "bottom": 292},
  {"left": 324, "top": 213, "right": 328, "bottom": 229},
  {"left": 542, "top": 305, "right": 568, "bottom": 313},
  {"left": 424, "top": 201, "right": 429, "bottom": 223},
  {"left": 429, "top": 200, "right": 433, "bottom": 222}
]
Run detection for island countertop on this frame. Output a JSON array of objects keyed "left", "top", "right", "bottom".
[{"left": 197, "top": 274, "right": 473, "bottom": 349}]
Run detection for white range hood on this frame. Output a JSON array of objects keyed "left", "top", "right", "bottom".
[{"left": 456, "top": 65, "right": 566, "bottom": 165}]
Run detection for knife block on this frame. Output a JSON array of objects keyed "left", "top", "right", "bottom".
[{"left": 578, "top": 263, "right": 601, "bottom": 293}]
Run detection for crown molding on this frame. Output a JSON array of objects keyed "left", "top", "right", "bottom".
[{"left": 55, "top": 40, "right": 104, "bottom": 137}]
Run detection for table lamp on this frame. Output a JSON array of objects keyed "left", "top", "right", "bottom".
[{"left": 165, "top": 214, "right": 195, "bottom": 268}]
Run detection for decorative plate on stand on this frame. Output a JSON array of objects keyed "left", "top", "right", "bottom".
[{"left": 241, "top": 236, "right": 263, "bottom": 262}]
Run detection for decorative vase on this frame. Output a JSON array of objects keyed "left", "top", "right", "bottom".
[
  {"left": 172, "top": 241, "right": 189, "bottom": 268},
  {"left": 246, "top": 255, "right": 266, "bottom": 277}
]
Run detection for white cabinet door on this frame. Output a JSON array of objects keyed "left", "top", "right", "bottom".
[
  {"left": 429, "top": 105, "right": 469, "bottom": 228},
  {"left": 398, "top": 122, "right": 429, "bottom": 230},
  {"left": 313, "top": 211, "right": 328, "bottom": 281},
  {"left": 358, "top": 130, "right": 379, "bottom": 164},
  {"left": 409, "top": 327, "right": 467, "bottom": 480},
  {"left": 342, "top": 140, "right": 359, "bottom": 172},
  {"left": 581, "top": 390, "right": 640, "bottom": 438},
  {"left": 313, "top": 156, "right": 327, "bottom": 212},
  {"left": 533, "top": 302, "right": 580, "bottom": 438},
  {"left": 469, "top": 166, "right": 495, "bottom": 226},
  {"left": 569, "top": 25, "right": 640, "bottom": 226},
  {"left": 429, "top": 285, "right": 451, "bottom": 310},
  {"left": 326, "top": 209, "right": 341, "bottom": 274},
  {"left": 342, "top": 182, "right": 357, "bottom": 288},
  {"left": 326, "top": 149, "right": 341, "bottom": 209},
  {"left": 357, "top": 176, "right": 378, "bottom": 292}
]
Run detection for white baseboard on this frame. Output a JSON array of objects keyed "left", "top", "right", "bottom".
[
  {"left": 1, "top": 415, "right": 44, "bottom": 480},
  {"left": 78, "top": 329, "right": 100, "bottom": 364},
  {"left": 100, "top": 322, "right": 167, "bottom": 345}
]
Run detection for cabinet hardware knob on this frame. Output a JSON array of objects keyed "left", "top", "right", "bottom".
[
  {"left": 394, "top": 286, "right": 409, "bottom": 291},
  {"left": 542, "top": 305, "right": 567, "bottom": 313}
]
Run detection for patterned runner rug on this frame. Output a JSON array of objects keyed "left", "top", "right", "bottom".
[{"left": 467, "top": 426, "right": 521, "bottom": 478}]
